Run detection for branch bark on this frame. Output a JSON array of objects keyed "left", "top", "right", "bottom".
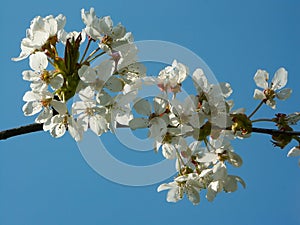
[
  {"left": 1, "top": 123, "right": 300, "bottom": 141},
  {"left": 0, "top": 123, "right": 43, "bottom": 140}
]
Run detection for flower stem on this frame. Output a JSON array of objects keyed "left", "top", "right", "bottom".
[
  {"left": 248, "top": 100, "right": 264, "bottom": 119},
  {"left": 86, "top": 51, "right": 106, "bottom": 63},
  {"left": 84, "top": 47, "right": 101, "bottom": 63},
  {"left": 79, "top": 38, "right": 93, "bottom": 64},
  {"left": 251, "top": 118, "right": 274, "bottom": 123}
]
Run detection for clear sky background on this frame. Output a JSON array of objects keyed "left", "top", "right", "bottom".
[{"left": 1, "top": 0, "right": 300, "bottom": 224}]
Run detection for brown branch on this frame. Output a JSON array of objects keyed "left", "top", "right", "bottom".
[
  {"left": 252, "top": 127, "right": 300, "bottom": 136},
  {"left": 0, "top": 123, "right": 43, "bottom": 140},
  {"left": 1, "top": 123, "right": 300, "bottom": 141}
]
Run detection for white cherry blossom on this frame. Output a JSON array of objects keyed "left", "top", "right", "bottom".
[
  {"left": 23, "top": 52, "right": 64, "bottom": 91},
  {"left": 157, "top": 173, "right": 203, "bottom": 205},
  {"left": 157, "top": 60, "right": 188, "bottom": 95},
  {"left": 22, "top": 90, "right": 67, "bottom": 123},
  {"left": 12, "top": 14, "right": 66, "bottom": 61},
  {"left": 72, "top": 86, "right": 109, "bottom": 136},
  {"left": 253, "top": 68, "right": 292, "bottom": 109},
  {"left": 43, "top": 114, "right": 83, "bottom": 141}
]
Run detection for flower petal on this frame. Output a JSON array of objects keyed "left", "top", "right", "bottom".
[
  {"left": 254, "top": 69, "right": 269, "bottom": 89},
  {"left": 162, "top": 143, "right": 176, "bottom": 159},
  {"left": 29, "top": 52, "right": 48, "bottom": 71},
  {"left": 133, "top": 98, "right": 152, "bottom": 116},
  {"left": 272, "top": 67, "right": 287, "bottom": 91},
  {"left": 129, "top": 118, "right": 148, "bottom": 130},
  {"left": 276, "top": 88, "right": 292, "bottom": 100},
  {"left": 253, "top": 89, "right": 265, "bottom": 100},
  {"left": 287, "top": 146, "right": 300, "bottom": 157}
]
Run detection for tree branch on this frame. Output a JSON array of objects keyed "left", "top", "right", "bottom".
[
  {"left": 252, "top": 127, "right": 300, "bottom": 136},
  {"left": 1, "top": 123, "right": 300, "bottom": 141},
  {"left": 0, "top": 123, "right": 43, "bottom": 140}
]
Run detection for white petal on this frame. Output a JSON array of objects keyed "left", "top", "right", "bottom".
[
  {"left": 51, "top": 123, "right": 66, "bottom": 138},
  {"left": 227, "top": 151, "right": 243, "bottom": 167},
  {"left": 51, "top": 100, "right": 67, "bottom": 115},
  {"left": 35, "top": 107, "right": 52, "bottom": 123},
  {"left": 79, "top": 86, "right": 95, "bottom": 101},
  {"left": 30, "top": 81, "right": 47, "bottom": 91},
  {"left": 266, "top": 99, "right": 276, "bottom": 109},
  {"left": 149, "top": 117, "right": 167, "bottom": 138},
  {"left": 50, "top": 74, "right": 64, "bottom": 90},
  {"left": 197, "top": 153, "right": 218, "bottom": 163},
  {"left": 29, "top": 52, "right": 48, "bottom": 71},
  {"left": 219, "top": 82, "right": 233, "bottom": 98},
  {"left": 276, "top": 88, "right": 292, "bottom": 100},
  {"left": 68, "top": 117, "right": 83, "bottom": 142},
  {"left": 114, "top": 107, "right": 133, "bottom": 125},
  {"left": 90, "top": 115, "right": 108, "bottom": 135},
  {"left": 105, "top": 76, "right": 124, "bottom": 92},
  {"left": 254, "top": 69, "right": 269, "bottom": 89},
  {"left": 22, "top": 101, "right": 42, "bottom": 116},
  {"left": 129, "top": 118, "right": 148, "bottom": 130},
  {"left": 166, "top": 187, "right": 182, "bottom": 203},
  {"left": 96, "top": 91, "right": 113, "bottom": 105},
  {"left": 22, "top": 70, "right": 39, "bottom": 81},
  {"left": 253, "top": 89, "right": 265, "bottom": 100},
  {"left": 78, "top": 65, "right": 97, "bottom": 83},
  {"left": 212, "top": 162, "right": 227, "bottom": 180},
  {"left": 287, "top": 147, "right": 300, "bottom": 157},
  {"left": 157, "top": 182, "right": 176, "bottom": 192},
  {"left": 223, "top": 175, "right": 238, "bottom": 193},
  {"left": 133, "top": 98, "right": 152, "bottom": 116},
  {"left": 210, "top": 180, "right": 222, "bottom": 193},
  {"left": 187, "top": 187, "right": 200, "bottom": 205},
  {"left": 272, "top": 67, "right": 287, "bottom": 90},
  {"left": 99, "top": 16, "right": 113, "bottom": 34},
  {"left": 193, "top": 68, "right": 209, "bottom": 92},
  {"left": 23, "top": 91, "right": 40, "bottom": 102},
  {"left": 162, "top": 143, "right": 176, "bottom": 160},
  {"left": 154, "top": 96, "right": 167, "bottom": 115}
]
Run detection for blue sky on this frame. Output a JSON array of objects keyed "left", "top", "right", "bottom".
[{"left": 1, "top": 0, "right": 300, "bottom": 224}]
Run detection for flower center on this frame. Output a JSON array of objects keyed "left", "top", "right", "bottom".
[
  {"left": 40, "top": 70, "right": 51, "bottom": 84},
  {"left": 41, "top": 99, "right": 51, "bottom": 107},
  {"left": 264, "top": 88, "right": 275, "bottom": 100}
]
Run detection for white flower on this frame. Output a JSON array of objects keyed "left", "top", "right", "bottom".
[
  {"left": 157, "top": 173, "right": 202, "bottom": 205},
  {"left": 253, "top": 68, "right": 292, "bottom": 109},
  {"left": 23, "top": 52, "right": 64, "bottom": 91},
  {"left": 81, "top": 8, "right": 132, "bottom": 51},
  {"left": 118, "top": 62, "right": 146, "bottom": 83},
  {"left": 81, "top": 8, "right": 103, "bottom": 40},
  {"left": 72, "top": 86, "right": 109, "bottom": 136},
  {"left": 109, "top": 89, "right": 137, "bottom": 128},
  {"left": 58, "top": 29, "right": 86, "bottom": 45},
  {"left": 22, "top": 90, "right": 67, "bottom": 123},
  {"left": 170, "top": 95, "right": 203, "bottom": 129},
  {"left": 204, "top": 162, "right": 246, "bottom": 202},
  {"left": 129, "top": 96, "right": 169, "bottom": 138},
  {"left": 12, "top": 14, "right": 66, "bottom": 61},
  {"left": 43, "top": 114, "right": 83, "bottom": 141},
  {"left": 192, "top": 68, "right": 231, "bottom": 128},
  {"left": 78, "top": 61, "right": 115, "bottom": 91},
  {"left": 157, "top": 60, "right": 188, "bottom": 95}
]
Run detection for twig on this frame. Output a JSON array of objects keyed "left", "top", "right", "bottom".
[
  {"left": 252, "top": 127, "right": 300, "bottom": 136},
  {"left": 0, "top": 123, "right": 43, "bottom": 140}
]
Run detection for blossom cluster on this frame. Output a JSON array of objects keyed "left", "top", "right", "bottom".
[
  {"left": 13, "top": 8, "right": 145, "bottom": 141},
  {"left": 12, "top": 8, "right": 299, "bottom": 205}
]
